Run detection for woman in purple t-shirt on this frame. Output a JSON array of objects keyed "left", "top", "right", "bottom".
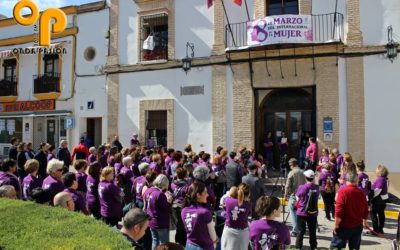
[
  {"left": 22, "top": 159, "right": 42, "bottom": 200},
  {"left": 86, "top": 162, "right": 101, "bottom": 219},
  {"left": 370, "top": 165, "right": 389, "bottom": 234},
  {"left": 181, "top": 182, "right": 217, "bottom": 250},
  {"left": 249, "top": 196, "right": 290, "bottom": 250},
  {"left": 221, "top": 183, "right": 252, "bottom": 250},
  {"left": 98, "top": 166, "right": 122, "bottom": 226}
]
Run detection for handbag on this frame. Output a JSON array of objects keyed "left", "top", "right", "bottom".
[{"left": 142, "top": 32, "right": 155, "bottom": 51}]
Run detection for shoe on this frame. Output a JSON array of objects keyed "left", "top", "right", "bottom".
[{"left": 290, "top": 232, "right": 297, "bottom": 237}]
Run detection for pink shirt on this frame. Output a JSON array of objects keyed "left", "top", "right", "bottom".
[{"left": 306, "top": 143, "right": 318, "bottom": 162}]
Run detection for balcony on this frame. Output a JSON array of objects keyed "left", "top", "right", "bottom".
[
  {"left": 33, "top": 73, "right": 61, "bottom": 100},
  {"left": 225, "top": 13, "right": 344, "bottom": 50},
  {"left": 0, "top": 76, "right": 18, "bottom": 102}
]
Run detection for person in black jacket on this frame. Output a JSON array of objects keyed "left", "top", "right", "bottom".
[
  {"left": 8, "top": 137, "right": 19, "bottom": 161},
  {"left": 57, "top": 140, "right": 71, "bottom": 174},
  {"left": 111, "top": 135, "right": 123, "bottom": 152},
  {"left": 225, "top": 152, "right": 243, "bottom": 189},
  {"left": 16, "top": 142, "right": 28, "bottom": 180},
  {"left": 34, "top": 143, "right": 49, "bottom": 180}
]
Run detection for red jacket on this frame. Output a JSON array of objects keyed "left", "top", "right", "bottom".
[
  {"left": 71, "top": 143, "right": 89, "bottom": 161},
  {"left": 335, "top": 184, "right": 368, "bottom": 229}
]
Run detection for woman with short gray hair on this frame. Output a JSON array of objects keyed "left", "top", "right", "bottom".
[
  {"left": 143, "top": 174, "right": 172, "bottom": 250},
  {"left": 193, "top": 165, "right": 216, "bottom": 209},
  {"left": 42, "top": 159, "right": 65, "bottom": 203}
]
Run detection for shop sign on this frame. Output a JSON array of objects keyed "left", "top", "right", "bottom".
[{"left": 0, "top": 100, "right": 55, "bottom": 112}]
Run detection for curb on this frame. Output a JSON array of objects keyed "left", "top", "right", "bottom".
[{"left": 278, "top": 198, "right": 399, "bottom": 219}]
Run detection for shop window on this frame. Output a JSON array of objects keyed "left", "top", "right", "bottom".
[
  {"left": 0, "top": 118, "right": 22, "bottom": 144},
  {"left": 140, "top": 13, "right": 168, "bottom": 61},
  {"left": 146, "top": 110, "right": 167, "bottom": 148},
  {"left": 267, "top": 0, "right": 298, "bottom": 16}
]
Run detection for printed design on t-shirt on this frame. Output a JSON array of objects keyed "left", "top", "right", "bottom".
[
  {"left": 136, "top": 183, "right": 143, "bottom": 194},
  {"left": 259, "top": 232, "right": 278, "bottom": 250},
  {"left": 98, "top": 185, "right": 105, "bottom": 199},
  {"left": 184, "top": 213, "right": 197, "bottom": 232},
  {"left": 361, "top": 178, "right": 368, "bottom": 189},
  {"left": 43, "top": 183, "right": 50, "bottom": 190},
  {"left": 231, "top": 206, "right": 246, "bottom": 221},
  {"left": 23, "top": 183, "right": 29, "bottom": 198}
]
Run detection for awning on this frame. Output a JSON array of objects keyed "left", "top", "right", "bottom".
[{"left": 0, "top": 110, "right": 72, "bottom": 118}]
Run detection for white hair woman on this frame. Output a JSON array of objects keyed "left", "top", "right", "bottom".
[
  {"left": 143, "top": 174, "right": 172, "bottom": 250},
  {"left": 42, "top": 159, "right": 65, "bottom": 204}
]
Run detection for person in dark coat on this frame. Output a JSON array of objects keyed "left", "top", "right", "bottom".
[
  {"left": 242, "top": 162, "right": 266, "bottom": 219},
  {"left": 112, "top": 135, "right": 123, "bottom": 152},
  {"left": 34, "top": 143, "right": 49, "bottom": 180},
  {"left": 226, "top": 152, "right": 243, "bottom": 189},
  {"left": 17, "top": 142, "right": 28, "bottom": 180},
  {"left": 57, "top": 140, "right": 71, "bottom": 173},
  {"left": 8, "top": 137, "right": 19, "bottom": 161}
]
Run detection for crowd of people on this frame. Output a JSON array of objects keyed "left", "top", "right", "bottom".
[{"left": 0, "top": 134, "right": 393, "bottom": 250}]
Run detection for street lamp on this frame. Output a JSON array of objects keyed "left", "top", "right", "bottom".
[
  {"left": 386, "top": 25, "right": 398, "bottom": 63},
  {"left": 182, "top": 42, "right": 194, "bottom": 74}
]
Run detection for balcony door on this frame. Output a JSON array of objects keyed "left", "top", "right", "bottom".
[{"left": 267, "top": 0, "right": 299, "bottom": 16}]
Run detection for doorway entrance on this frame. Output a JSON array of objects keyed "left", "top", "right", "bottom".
[
  {"left": 87, "top": 118, "right": 102, "bottom": 147},
  {"left": 260, "top": 88, "right": 316, "bottom": 166}
]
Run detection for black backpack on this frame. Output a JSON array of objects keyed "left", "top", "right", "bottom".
[{"left": 305, "top": 188, "right": 318, "bottom": 215}]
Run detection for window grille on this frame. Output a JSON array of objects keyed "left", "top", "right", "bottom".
[{"left": 140, "top": 13, "right": 168, "bottom": 61}]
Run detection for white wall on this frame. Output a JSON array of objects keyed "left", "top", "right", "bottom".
[
  {"left": 118, "top": 0, "right": 139, "bottom": 65},
  {"left": 364, "top": 55, "right": 400, "bottom": 173},
  {"left": 76, "top": 9, "right": 109, "bottom": 75},
  {"left": 119, "top": 67, "right": 213, "bottom": 153},
  {"left": 360, "top": 0, "right": 400, "bottom": 46},
  {"left": 175, "top": 0, "right": 214, "bottom": 59}
]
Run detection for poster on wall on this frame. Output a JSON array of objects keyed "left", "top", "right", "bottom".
[
  {"left": 7, "top": 120, "right": 15, "bottom": 135},
  {"left": 247, "top": 15, "right": 313, "bottom": 47},
  {"left": 0, "top": 120, "right": 4, "bottom": 132}
]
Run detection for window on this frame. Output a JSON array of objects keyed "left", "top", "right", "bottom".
[
  {"left": 267, "top": 0, "right": 298, "bottom": 16},
  {"left": 43, "top": 54, "right": 59, "bottom": 77},
  {"left": 140, "top": 13, "right": 168, "bottom": 61},
  {"left": 3, "top": 59, "right": 16, "bottom": 82},
  {"left": 0, "top": 118, "right": 22, "bottom": 144}
]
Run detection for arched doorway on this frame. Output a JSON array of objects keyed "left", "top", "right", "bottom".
[{"left": 259, "top": 87, "right": 316, "bottom": 166}]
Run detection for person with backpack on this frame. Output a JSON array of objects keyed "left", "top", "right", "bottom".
[
  {"left": 318, "top": 163, "right": 336, "bottom": 221},
  {"left": 284, "top": 158, "right": 306, "bottom": 237},
  {"left": 295, "top": 169, "right": 319, "bottom": 250},
  {"left": 171, "top": 167, "right": 190, "bottom": 246}
]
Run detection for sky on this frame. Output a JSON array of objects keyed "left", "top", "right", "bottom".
[{"left": 0, "top": 0, "right": 100, "bottom": 18}]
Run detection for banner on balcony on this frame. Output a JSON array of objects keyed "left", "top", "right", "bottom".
[
  {"left": 0, "top": 100, "right": 55, "bottom": 112},
  {"left": 247, "top": 15, "right": 313, "bottom": 46}
]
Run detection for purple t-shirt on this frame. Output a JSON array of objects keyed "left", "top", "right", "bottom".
[
  {"left": 42, "top": 175, "right": 65, "bottom": 201},
  {"left": 64, "top": 188, "right": 86, "bottom": 212},
  {"left": 223, "top": 197, "right": 251, "bottom": 229},
  {"left": 357, "top": 172, "right": 370, "bottom": 196},
  {"left": 249, "top": 219, "right": 290, "bottom": 250},
  {"left": 150, "top": 162, "right": 162, "bottom": 175},
  {"left": 99, "top": 155, "right": 108, "bottom": 168},
  {"left": 86, "top": 175, "right": 100, "bottom": 207},
  {"left": 22, "top": 174, "right": 42, "bottom": 200},
  {"left": 131, "top": 163, "right": 140, "bottom": 178},
  {"left": 119, "top": 166, "right": 133, "bottom": 186},
  {"left": 0, "top": 171, "right": 22, "bottom": 199},
  {"left": 108, "top": 156, "right": 116, "bottom": 168},
  {"left": 171, "top": 180, "right": 190, "bottom": 207},
  {"left": 88, "top": 154, "right": 96, "bottom": 165},
  {"left": 372, "top": 176, "right": 388, "bottom": 196},
  {"left": 98, "top": 181, "right": 122, "bottom": 218},
  {"left": 114, "top": 163, "right": 123, "bottom": 176},
  {"left": 75, "top": 172, "right": 88, "bottom": 194},
  {"left": 130, "top": 138, "right": 139, "bottom": 148},
  {"left": 143, "top": 187, "right": 171, "bottom": 229},
  {"left": 181, "top": 204, "right": 214, "bottom": 250},
  {"left": 133, "top": 176, "right": 147, "bottom": 201},
  {"left": 296, "top": 182, "right": 319, "bottom": 217},
  {"left": 318, "top": 169, "right": 336, "bottom": 192}
]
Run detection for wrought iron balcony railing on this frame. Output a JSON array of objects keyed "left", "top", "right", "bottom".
[
  {"left": 0, "top": 76, "right": 17, "bottom": 96},
  {"left": 225, "top": 13, "right": 344, "bottom": 50},
  {"left": 33, "top": 73, "right": 61, "bottom": 94}
]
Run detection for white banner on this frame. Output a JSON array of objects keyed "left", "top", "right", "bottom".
[{"left": 247, "top": 15, "right": 313, "bottom": 46}]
